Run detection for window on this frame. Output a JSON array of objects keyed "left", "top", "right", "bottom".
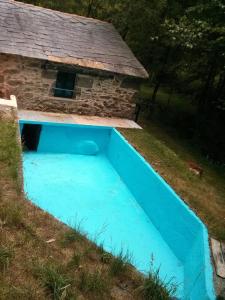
[{"left": 54, "top": 71, "right": 76, "bottom": 99}]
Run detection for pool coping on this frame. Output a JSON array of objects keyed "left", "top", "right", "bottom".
[{"left": 18, "top": 109, "right": 142, "bottom": 129}]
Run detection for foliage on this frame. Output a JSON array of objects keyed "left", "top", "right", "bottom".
[
  {"left": 0, "top": 203, "right": 23, "bottom": 227},
  {"left": 67, "top": 253, "right": 82, "bottom": 269},
  {"left": 78, "top": 270, "right": 109, "bottom": 295},
  {"left": 137, "top": 268, "right": 177, "bottom": 300},
  {"left": 0, "top": 121, "right": 20, "bottom": 181},
  {"left": 0, "top": 247, "right": 13, "bottom": 272},
  {"left": 109, "top": 250, "right": 132, "bottom": 276},
  {"left": 34, "top": 264, "right": 71, "bottom": 300},
  {"left": 61, "top": 228, "right": 84, "bottom": 246}
]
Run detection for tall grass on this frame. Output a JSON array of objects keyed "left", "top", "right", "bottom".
[
  {"left": 0, "top": 247, "right": 13, "bottom": 272},
  {"left": 0, "top": 121, "right": 20, "bottom": 182},
  {"left": 0, "top": 203, "right": 23, "bottom": 227},
  {"left": 79, "top": 270, "right": 109, "bottom": 295},
  {"left": 61, "top": 228, "right": 84, "bottom": 247},
  {"left": 34, "top": 264, "right": 71, "bottom": 300},
  {"left": 137, "top": 268, "right": 177, "bottom": 300},
  {"left": 67, "top": 252, "right": 82, "bottom": 269},
  {"left": 109, "top": 249, "right": 133, "bottom": 277}
]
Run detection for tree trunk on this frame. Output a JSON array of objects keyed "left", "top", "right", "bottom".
[
  {"left": 195, "top": 61, "right": 217, "bottom": 139},
  {"left": 148, "top": 47, "right": 171, "bottom": 116},
  {"left": 214, "top": 72, "right": 225, "bottom": 103},
  {"left": 167, "top": 87, "right": 174, "bottom": 107},
  {"left": 87, "top": 0, "right": 94, "bottom": 17},
  {"left": 122, "top": 26, "right": 129, "bottom": 40},
  {"left": 198, "top": 62, "right": 216, "bottom": 115}
]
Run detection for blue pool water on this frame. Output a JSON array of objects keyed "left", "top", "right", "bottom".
[{"left": 20, "top": 121, "right": 215, "bottom": 300}]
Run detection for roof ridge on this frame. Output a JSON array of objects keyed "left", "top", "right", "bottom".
[{"left": 10, "top": 0, "right": 111, "bottom": 25}]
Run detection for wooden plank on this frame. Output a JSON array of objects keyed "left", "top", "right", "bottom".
[{"left": 211, "top": 238, "right": 225, "bottom": 278}]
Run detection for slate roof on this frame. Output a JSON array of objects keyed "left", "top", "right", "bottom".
[{"left": 0, "top": 0, "right": 148, "bottom": 78}]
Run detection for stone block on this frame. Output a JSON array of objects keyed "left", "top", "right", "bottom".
[
  {"left": 42, "top": 69, "right": 57, "bottom": 79},
  {"left": 75, "top": 87, "right": 81, "bottom": 97},
  {"left": 3, "top": 69, "right": 20, "bottom": 75},
  {"left": 76, "top": 74, "right": 93, "bottom": 88},
  {"left": 7, "top": 79, "right": 23, "bottom": 86}
]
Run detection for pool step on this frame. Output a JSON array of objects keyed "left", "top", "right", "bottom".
[{"left": 211, "top": 238, "right": 225, "bottom": 278}]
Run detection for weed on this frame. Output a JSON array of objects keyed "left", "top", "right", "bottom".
[
  {"left": 0, "top": 284, "right": 41, "bottom": 300},
  {"left": 0, "top": 121, "right": 20, "bottom": 182},
  {"left": 79, "top": 270, "right": 109, "bottom": 295},
  {"left": 97, "top": 242, "right": 105, "bottom": 254},
  {"left": 100, "top": 252, "right": 112, "bottom": 264},
  {"left": 136, "top": 268, "right": 177, "bottom": 300},
  {"left": 34, "top": 263, "right": 71, "bottom": 300},
  {"left": 0, "top": 203, "right": 23, "bottom": 227},
  {"left": 67, "top": 253, "right": 82, "bottom": 269},
  {"left": 0, "top": 247, "right": 13, "bottom": 272},
  {"left": 61, "top": 228, "right": 84, "bottom": 247},
  {"left": 109, "top": 250, "right": 132, "bottom": 276}
]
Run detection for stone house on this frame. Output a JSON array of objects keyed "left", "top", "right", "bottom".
[{"left": 0, "top": 0, "right": 148, "bottom": 119}]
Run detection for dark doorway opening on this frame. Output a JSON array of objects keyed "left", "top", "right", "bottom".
[{"left": 21, "top": 124, "right": 42, "bottom": 151}]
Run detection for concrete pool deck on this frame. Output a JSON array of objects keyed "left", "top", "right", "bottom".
[{"left": 18, "top": 109, "right": 142, "bottom": 129}]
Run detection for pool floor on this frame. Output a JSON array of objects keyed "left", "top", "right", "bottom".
[{"left": 23, "top": 152, "right": 184, "bottom": 297}]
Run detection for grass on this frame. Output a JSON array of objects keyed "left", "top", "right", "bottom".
[
  {"left": 0, "top": 246, "right": 13, "bottom": 272},
  {"left": 34, "top": 264, "right": 72, "bottom": 300},
  {"left": 139, "top": 85, "right": 195, "bottom": 115},
  {"left": 0, "top": 203, "right": 23, "bottom": 227},
  {"left": 109, "top": 250, "right": 132, "bottom": 277},
  {"left": 0, "top": 120, "right": 21, "bottom": 182},
  {"left": 137, "top": 269, "right": 177, "bottom": 300},
  {"left": 67, "top": 252, "right": 82, "bottom": 269},
  {"left": 61, "top": 227, "right": 84, "bottom": 247},
  {"left": 79, "top": 270, "right": 109, "bottom": 296},
  {"left": 120, "top": 122, "right": 225, "bottom": 241}
]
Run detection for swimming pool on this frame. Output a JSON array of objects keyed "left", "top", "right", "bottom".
[{"left": 20, "top": 120, "right": 215, "bottom": 299}]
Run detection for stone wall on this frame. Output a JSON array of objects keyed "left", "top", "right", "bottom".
[{"left": 0, "top": 54, "right": 139, "bottom": 119}]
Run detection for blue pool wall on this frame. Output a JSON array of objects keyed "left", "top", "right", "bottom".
[
  {"left": 20, "top": 121, "right": 111, "bottom": 154},
  {"left": 106, "top": 129, "right": 215, "bottom": 300},
  {"left": 19, "top": 120, "right": 215, "bottom": 299}
]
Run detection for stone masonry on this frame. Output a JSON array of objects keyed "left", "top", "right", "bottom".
[{"left": 0, "top": 54, "right": 139, "bottom": 119}]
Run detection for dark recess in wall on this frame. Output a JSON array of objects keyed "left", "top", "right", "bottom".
[{"left": 21, "top": 124, "right": 42, "bottom": 151}]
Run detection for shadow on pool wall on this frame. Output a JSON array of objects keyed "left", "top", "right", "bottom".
[
  {"left": 107, "top": 129, "right": 215, "bottom": 300},
  {"left": 19, "top": 121, "right": 215, "bottom": 300}
]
